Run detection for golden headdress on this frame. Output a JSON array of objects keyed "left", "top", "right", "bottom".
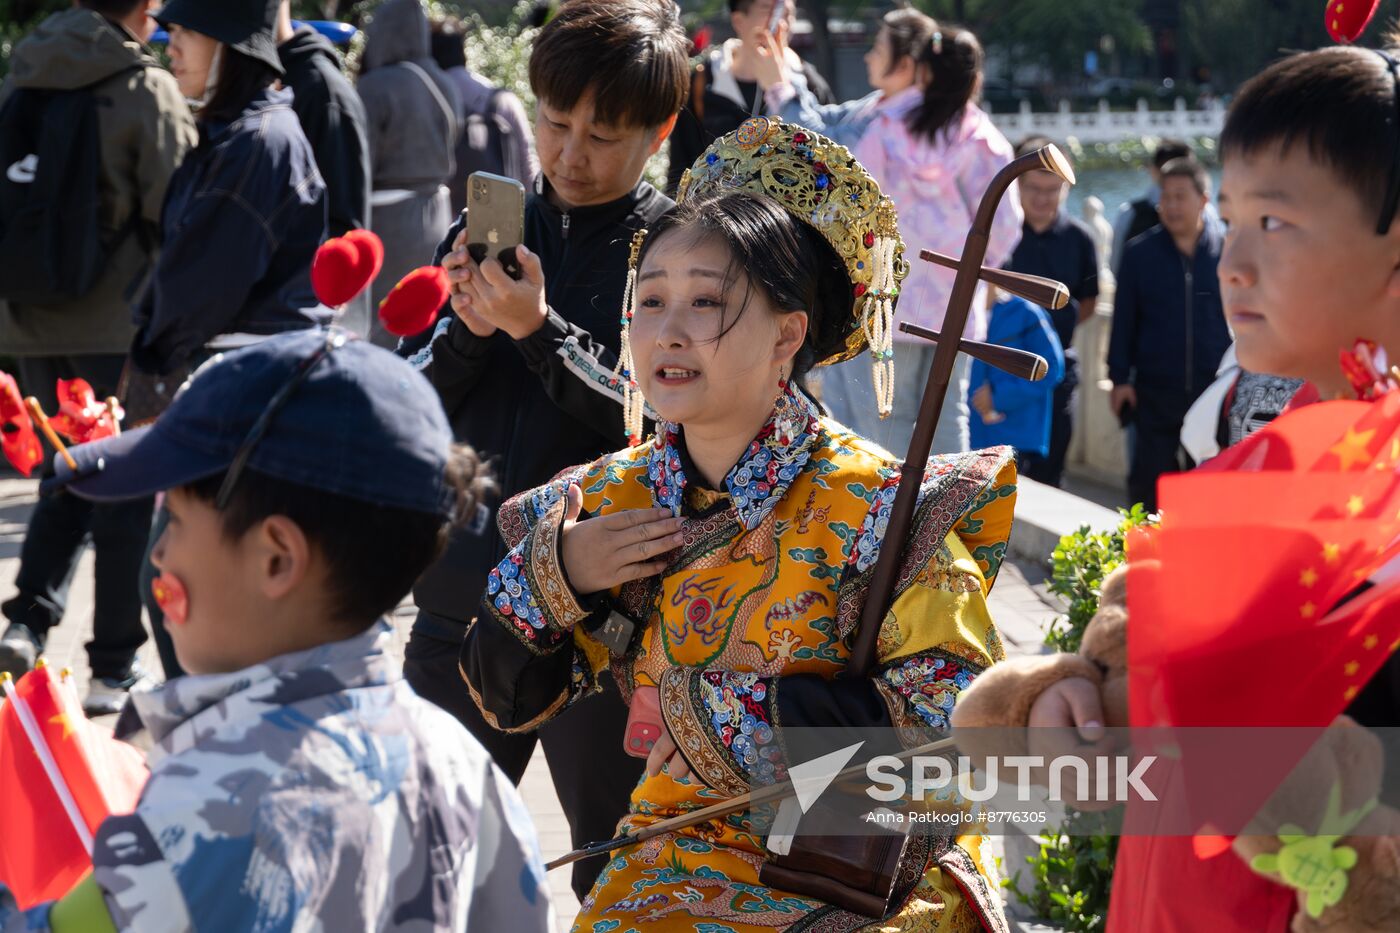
[{"left": 614, "top": 116, "right": 908, "bottom": 443}]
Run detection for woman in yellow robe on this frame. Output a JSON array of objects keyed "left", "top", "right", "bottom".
[{"left": 462, "top": 119, "right": 1016, "bottom": 932}]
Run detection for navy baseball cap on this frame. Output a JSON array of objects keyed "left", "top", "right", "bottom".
[{"left": 47, "top": 328, "right": 455, "bottom": 517}]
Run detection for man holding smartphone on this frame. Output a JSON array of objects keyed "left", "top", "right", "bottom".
[{"left": 397, "top": 0, "right": 689, "bottom": 901}]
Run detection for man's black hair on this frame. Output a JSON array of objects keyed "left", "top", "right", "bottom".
[
  {"left": 1152, "top": 138, "right": 1193, "bottom": 170},
  {"left": 1160, "top": 156, "right": 1210, "bottom": 197},
  {"left": 529, "top": 0, "right": 689, "bottom": 129},
  {"left": 430, "top": 16, "right": 469, "bottom": 72}
]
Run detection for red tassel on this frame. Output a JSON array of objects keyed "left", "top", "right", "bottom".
[
  {"left": 378, "top": 266, "right": 451, "bottom": 337},
  {"left": 1326, "top": 0, "right": 1382, "bottom": 44}
]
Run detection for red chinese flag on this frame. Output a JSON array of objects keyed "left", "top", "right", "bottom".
[
  {"left": 0, "top": 371, "right": 42, "bottom": 477},
  {"left": 0, "top": 667, "right": 148, "bottom": 908},
  {"left": 1130, "top": 394, "right": 1400, "bottom": 731}
]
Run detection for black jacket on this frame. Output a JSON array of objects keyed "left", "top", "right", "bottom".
[
  {"left": 666, "top": 52, "right": 833, "bottom": 195},
  {"left": 278, "top": 27, "right": 371, "bottom": 237},
  {"left": 1107, "top": 223, "right": 1231, "bottom": 425},
  {"left": 401, "top": 180, "right": 673, "bottom": 635},
  {"left": 131, "top": 87, "right": 328, "bottom": 374}
]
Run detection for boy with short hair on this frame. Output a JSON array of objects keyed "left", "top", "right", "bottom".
[
  {"left": 0, "top": 329, "right": 555, "bottom": 932},
  {"left": 961, "top": 39, "right": 1400, "bottom": 931}
]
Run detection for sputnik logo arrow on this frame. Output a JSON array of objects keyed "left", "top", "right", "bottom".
[{"left": 767, "top": 741, "right": 865, "bottom": 856}]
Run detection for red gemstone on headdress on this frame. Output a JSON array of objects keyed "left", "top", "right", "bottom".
[
  {"left": 863, "top": 232, "right": 876, "bottom": 248},
  {"left": 854, "top": 283, "right": 867, "bottom": 297},
  {"left": 794, "top": 132, "right": 808, "bottom": 143},
  {"left": 813, "top": 162, "right": 828, "bottom": 173}
]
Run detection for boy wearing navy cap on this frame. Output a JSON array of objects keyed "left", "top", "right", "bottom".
[{"left": 0, "top": 329, "right": 555, "bottom": 931}]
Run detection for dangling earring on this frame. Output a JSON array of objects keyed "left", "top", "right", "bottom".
[
  {"left": 778, "top": 365, "right": 790, "bottom": 394},
  {"left": 862, "top": 234, "right": 898, "bottom": 418},
  {"left": 613, "top": 229, "right": 649, "bottom": 446}
]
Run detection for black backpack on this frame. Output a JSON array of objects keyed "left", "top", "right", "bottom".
[
  {"left": 449, "top": 88, "right": 514, "bottom": 215},
  {"left": 0, "top": 71, "right": 138, "bottom": 305}
]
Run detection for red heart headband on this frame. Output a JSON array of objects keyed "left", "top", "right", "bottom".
[{"left": 310, "top": 230, "right": 450, "bottom": 339}]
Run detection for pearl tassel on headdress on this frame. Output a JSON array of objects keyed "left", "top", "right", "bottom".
[
  {"left": 614, "top": 229, "right": 648, "bottom": 445},
  {"left": 861, "top": 235, "right": 898, "bottom": 418}
]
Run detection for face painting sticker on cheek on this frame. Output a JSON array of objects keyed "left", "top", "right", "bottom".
[{"left": 152, "top": 574, "right": 190, "bottom": 627}]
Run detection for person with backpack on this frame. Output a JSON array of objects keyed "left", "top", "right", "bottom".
[
  {"left": 357, "top": 0, "right": 461, "bottom": 348},
  {"left": 430, "top": 14, "right": 537, "bottom": 214},
  {"left": 0, "top": 0, "right": 196, "bottom": 714}
]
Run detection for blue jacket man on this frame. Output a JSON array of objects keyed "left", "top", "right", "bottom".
[{"left": 1108, "top": 160, "right": 1232, "bottom": 511}]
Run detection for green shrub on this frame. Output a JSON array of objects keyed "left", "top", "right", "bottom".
[{"left": 1005, "top": 505, "right": 1153, "bottom": 931}]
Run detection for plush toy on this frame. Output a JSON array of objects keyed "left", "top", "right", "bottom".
[{"left": 950, "top": 565, "right": 1400, "bottom": 931}]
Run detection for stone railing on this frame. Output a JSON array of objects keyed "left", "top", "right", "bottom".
[{"left": 989, "top": 98, "right": 1226, "bottom": 144}]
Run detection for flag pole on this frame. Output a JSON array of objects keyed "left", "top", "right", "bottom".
[{"left": 0, "top": 671, "right": 93, "bottom": 854}]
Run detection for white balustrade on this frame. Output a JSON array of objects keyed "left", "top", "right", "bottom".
[{"left": 988, "top": 98, "right": 1226, "bottom": 144}]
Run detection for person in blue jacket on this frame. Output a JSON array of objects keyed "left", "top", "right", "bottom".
[{"left": 969, "top": 289, "right": 1065, "bottom": 473}]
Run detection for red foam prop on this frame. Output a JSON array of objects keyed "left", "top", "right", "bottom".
[
  {"left": 1325, "top": 0, "right": 1381, "bottom": 43},
  {"left": 378, "top": 266, "right": 450, "bottom": 337},
  {"left": 344, "top": 228, "right": 384, "bottom": 282},
  {"left": 311, "top": 238, "right": 364, "bottom": 307}
]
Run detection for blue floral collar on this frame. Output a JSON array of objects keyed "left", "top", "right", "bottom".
[{"left": 646, "top": 388, "right": 823, "bottom": 530}]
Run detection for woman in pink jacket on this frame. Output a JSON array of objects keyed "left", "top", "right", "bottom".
[{"left": 825, "top": 24, "right": 1022, "bottom": 456}]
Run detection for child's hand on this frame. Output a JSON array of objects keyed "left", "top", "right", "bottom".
[
  {"left": 972, "top": 384, "right": 1005, "bottom": 424},
  {"left": 559, "top": 484, "right": 685, "bottom": 595},
  {"left": 1028, "top": 677, "right": 1120, "bottom": 811}
]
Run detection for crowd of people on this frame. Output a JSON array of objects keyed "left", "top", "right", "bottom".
[{"left": 0, "top": 0, "right": 1392, "bottom": 931}]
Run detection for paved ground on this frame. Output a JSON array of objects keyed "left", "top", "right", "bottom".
[{"left": 0, "top": 476, "right": 1063, "bottom": 929}]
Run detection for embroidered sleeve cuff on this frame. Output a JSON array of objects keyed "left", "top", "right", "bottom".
[
  {"left": 877, "top": 649, "right": 984, "bottom": 732},
  {"left": 484, "top": 493, "right": 589, "bottom": 655},
  {"left": 660, "top": 667, "right": 787, "bottom": 795}
]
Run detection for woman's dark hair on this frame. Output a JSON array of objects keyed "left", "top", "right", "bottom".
[
  {"left": 201, "top": 47, "right": 280, "bottom": 125},
  {"left": 430, "top": 16, "right": 469, "bottom": 72},
  {"left": 879, "top": 9, "right": 936, "bottom": 81},
  {"left": 529, "top": 0, "right": 690, "bottom": 129},
  {"left": 636, "top": 191, "right": 854, "bottom": 392},
  {"left": 908, "top": 24, "right": 984, "bottom": 145},
  {"left": 183, "top": 444, "right": 495, "bottom": 629}
]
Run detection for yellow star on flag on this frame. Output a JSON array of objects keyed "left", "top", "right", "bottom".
[
  {"left": 1345, "top": 686, "right": 1359, "bottom": 701},
  {"left": 1365, "top": 634, "right": 1380, "bottom": 650},
  {"left": 1330, "top": 427, "right": 1376, "bottom": 470},
  {"left": 1348, "top": 495, "right": 1365, "bottom": 516},
  {"left": 1323, "top": 543, "right": 1342, "bottom": 564},
  {"left": 1299, "top": 567, "right": 1319, "bottom": 588},
  {"left": 47, "top": 712, "right": 74, "bottom": 741},
  {"left": 1345, "top": 661, "right": 1361, "bottom": 676},
  {"left": 1301, "top": 602, "right": 1317, "bottom": 619}
]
